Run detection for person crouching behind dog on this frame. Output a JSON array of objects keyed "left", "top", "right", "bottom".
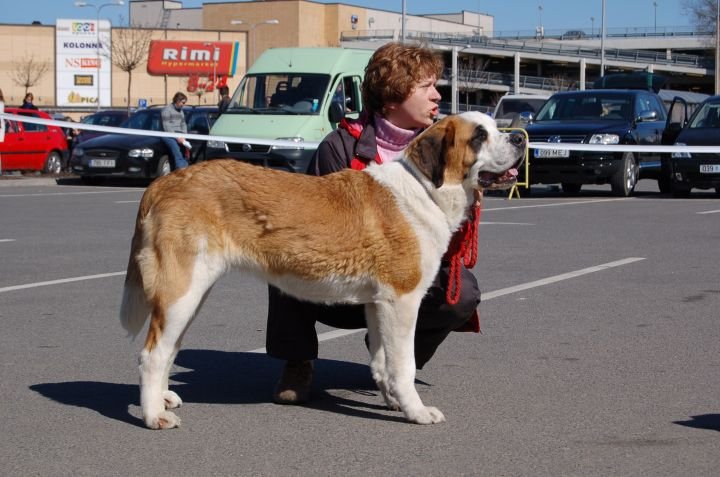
[{"left": 265, "top": 42, "right": 483, "bottom": 405}]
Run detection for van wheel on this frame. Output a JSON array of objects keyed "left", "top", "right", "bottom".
[
  {"left": 44, "top": 151, "right": 63, "bottom": 174},
  {"left": 561, "top": 183, "right": 582, "bottom": 195},
  {"left": 156, "top": 156, "right": 172, "bottom": 177},
  {"left": 611, "top": 152, "right": 637, "bottom": 197}
]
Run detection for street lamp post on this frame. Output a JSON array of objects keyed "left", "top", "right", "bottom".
[
  {"left": 653, "top": 2, "right": 658, "bottom": 33},
  {"left": 591, "top": 16, "right": 595, "bottom": 36},
  {"left": 75, "top": 0, "right": 124, "bottom": 111},
  {"left": 230, "top": 19, "right": 280, "bottom": 66}
]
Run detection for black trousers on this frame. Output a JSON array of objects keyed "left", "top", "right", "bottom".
[{"left": 266, "top": 263, "right": 480, "bottom": 369}]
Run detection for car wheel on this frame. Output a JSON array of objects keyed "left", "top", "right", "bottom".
[
  {"left": 561, "top": 183, "right": 582, "bottom": 195},
  {"left": 610, "top": 152, "right": 637, "bottom": 197},
  {"left": 156, "top": 156, "right": 172, "bottom": 177},
  {"left": 44, "top": 151, "right": 63, "bottom": 174},
  {"left": 80, "top": 176, "right": 104, "bottom": 185},
  {"left": 715, "top": 187, "right": 720, "bottom": 196}
]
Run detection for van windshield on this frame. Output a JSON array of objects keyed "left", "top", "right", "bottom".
[
  {"left": 495, "top": 98, "right": 547, "bottom": 120},
  {"left": 536, "top": 94, "right": 633, "bottom": 121},
  {"left": 229, "top": 73, "right": 331, "bottom": 115}
]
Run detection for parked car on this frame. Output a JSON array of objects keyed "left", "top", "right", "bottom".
[
  {"left": 71, "top": 109, "right": 131, "bottom": 150},
  {"left": 561, "top": 30, "right": 586, "bottom": 40},
  {"left": 69, "top": 106, "right": 218, "bottom": 184},
  {"left": 492, "top": 93, "right": 549, "bottom": 128},
  {"left": 663, "top": 95, "right": 720, "bottom": 197},
  {"left": 524, "top": 86, "right": 668, "bottom": 196},
  {"left": 0, "top": 108, "right": 68, "bottom": 174}
]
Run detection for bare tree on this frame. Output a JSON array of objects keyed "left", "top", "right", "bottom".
[
  {"left": 8, "top": 56, "right": 49, "bottom": 95},
  {"left": 681, "top": 0, "right": 716, "bottom": 33},
  {"left": 457, "top": 57, "right": 490, "bottom": 112},
  {"left": 105, "top": 25, "right": 153, "bottom": 113}
]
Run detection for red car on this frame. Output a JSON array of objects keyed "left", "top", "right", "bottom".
[{"left": 1, "top": 108, "right": 68, "bottom": 174}]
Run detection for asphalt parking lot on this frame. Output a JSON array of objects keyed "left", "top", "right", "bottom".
[{"left": 1, "top": 177, "right": 718, "bottom": 476}]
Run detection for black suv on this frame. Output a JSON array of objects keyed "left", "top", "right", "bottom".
[
  {"left": 524, "top": 78, "right": 668, "bottom": 196},
  {"left": 69, "top": 106, "right": 218, "bottom": 184}
]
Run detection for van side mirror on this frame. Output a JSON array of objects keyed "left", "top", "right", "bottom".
[
  {"left": 636, "top": 110, "right": 657, "bottom": 123},
  {"left": 328, "top": 101, "right": 345, "bottom": 124}
]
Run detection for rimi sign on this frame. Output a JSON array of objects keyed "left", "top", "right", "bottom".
[
  {"left": 56, "top": 18, "right": 112, "bottom": 107},
  {"left": 147, "top": 40, "right": 240, "bottom": 77}
]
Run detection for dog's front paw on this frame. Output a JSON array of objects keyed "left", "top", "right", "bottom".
[
  {"left": 382, "top": 393, "right": 401, "bottom": 411},
  {"left": 145, "top": 410, "right": 181, "bottom": 430},
  {"left": 406, "top": 405, "right": 446, "bottom": 425},
  {"left": 163, "top": 390, "right": 183, "bottom": 409}
]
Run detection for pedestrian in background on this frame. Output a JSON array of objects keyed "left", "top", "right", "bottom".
[
  {"left": 21, "top": 92, "right": 37, "bottom": 110},
  {"left": 161, "top": 91, "right": 190, "bottom": 170},
  {"left": 217, "top": 85, "right": 231, "bottom": 113}
]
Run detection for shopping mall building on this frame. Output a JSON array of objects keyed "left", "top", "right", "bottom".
[{"left": 0, "top": 0, "right": 488, "bottom": 112}]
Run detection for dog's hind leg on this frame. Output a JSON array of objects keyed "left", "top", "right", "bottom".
[
  {"left": 377, "top": 295, "right": 446, "bottom": 425},
  {"left": 365, "top": 303, "right": 400, "bottom": 411},
  {"left": 140, "top": 251, "right": 224, "bottom": 430}
]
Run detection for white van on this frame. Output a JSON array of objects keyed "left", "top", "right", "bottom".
[{"left": 492, "top": 93, "right": 550, "bottom": 128}]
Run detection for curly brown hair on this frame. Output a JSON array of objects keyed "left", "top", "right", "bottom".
[{"left": 361, "top": 42, "right": 443, "bottom": 117}]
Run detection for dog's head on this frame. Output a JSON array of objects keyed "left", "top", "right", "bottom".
[{"left": 405, "top": 111, "right": 525, "bottom": 191}]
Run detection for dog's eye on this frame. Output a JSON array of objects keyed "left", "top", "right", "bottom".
[{"left": 470, "top": 126, "right": 487, "bottom": 151}]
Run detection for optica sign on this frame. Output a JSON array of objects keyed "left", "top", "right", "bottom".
[{"left": 147, "top": 40, "right": 240, "bottom": 77}]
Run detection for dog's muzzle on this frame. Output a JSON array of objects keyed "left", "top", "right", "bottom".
[{"left": 478, "top": 131, "right": 526, "bottom": 189}]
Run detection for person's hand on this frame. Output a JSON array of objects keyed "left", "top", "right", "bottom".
[
  {"left": 176, "top": 137, "right": 185, "bottom": 145},
  {"left": 473, "top": 189, "right": 483, "bottom": 206}
]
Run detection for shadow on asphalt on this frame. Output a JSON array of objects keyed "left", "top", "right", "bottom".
[
  {"left": 29, "top": 350, "right": 423, "bottom": 427},
  {"left": 673, "top": 414, "right": 720, "bottom": 432}
]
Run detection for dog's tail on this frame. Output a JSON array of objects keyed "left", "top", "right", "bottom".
[{"left": 119, "top": 189, "right": 158, "bottom": 338}]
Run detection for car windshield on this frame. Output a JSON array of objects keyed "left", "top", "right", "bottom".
[
  {"left": 496, "top": 98, "right": 547, "bottom": 119},
  {"left": 687, "top": 100, "right": 720, "bottom": 129},
  {"left": 121, "top": 110, "right": 164, "bottom": 131},
  {"left": 535, "top": 94, "right": 632, "bottom": 121},
  {"left": 228, "top": 73, "right": 331, "bottom": 115}
]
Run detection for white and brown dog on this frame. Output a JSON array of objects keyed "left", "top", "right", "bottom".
[{"left": 120, "top": 111, "right": 525, "bottom": 429}]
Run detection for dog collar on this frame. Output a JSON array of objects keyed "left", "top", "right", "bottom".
[{"left": 398, "top": 158, "right": 436, "bottom": 204}]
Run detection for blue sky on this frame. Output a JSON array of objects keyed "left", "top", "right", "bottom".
[{"left": 2, "top": 0, "right": 692, "bottom": 34}]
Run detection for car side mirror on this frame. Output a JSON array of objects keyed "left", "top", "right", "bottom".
[
  {"left": 328, "top": 102, "right": 345, "bottom": 124},
  {"left": 636, "top": 110, "right": 657, "bottom": 123},
  {"left": 517, "top": 111, "right": 534, "bottom": 125}
]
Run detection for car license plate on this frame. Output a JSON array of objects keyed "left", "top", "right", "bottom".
[
  {"left": 699, "top": 164, "right": 720, "bottom": 174},
  {"left": 89, "top": 159, "right": 115, "bottom": 168},
  {"left": 534, "top": 148, "right": 570, "bottom": 158}
]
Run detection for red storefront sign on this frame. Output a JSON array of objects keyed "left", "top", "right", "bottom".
[{"left": 147, "top": 40, "right": 239, "bottom": 76}]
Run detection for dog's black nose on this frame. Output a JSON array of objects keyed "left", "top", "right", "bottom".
[{"left": 509, "top": 131, "right": 526, "bottom": 149}]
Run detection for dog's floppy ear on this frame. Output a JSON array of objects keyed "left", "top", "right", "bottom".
[
  {"left": 470, "top": 124, "right": 488, "bottom": 153},
  {"left": 405, "top": 120, "right": 453, "bottom": 188}
]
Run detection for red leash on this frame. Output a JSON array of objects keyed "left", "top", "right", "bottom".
[{"left": 445, "top": 203, "right": 481, "bottom": 305}]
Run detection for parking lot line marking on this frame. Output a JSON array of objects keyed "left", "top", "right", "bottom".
[
  {"left": 115, "top": 200, "right": 141, "bottom": 204},
  {"left": 481, "top": 222, "right": 534, "bottom": 225},
  {"left": 482, "top": 198, "right": 630, "bottom": 212},
  {"left": 697, "top": 209, "right": 720, "bottom": 215},
  {"left": 0, "top": 239, "right": 16, "bottom": 243},
  {"left": 0, "top": 271, "right": 126, "bottom": 294},
  {"left": 0, "top": 190, "right": 142, "bottom": 198},
  {"left": 248, "top": 256, "right": 646, "bottom": 353}
]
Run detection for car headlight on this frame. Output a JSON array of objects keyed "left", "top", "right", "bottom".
[
  {"left": 273, "top": 137, "right": 304, "bottom": 149},
  {"left": 671, "top": 142, "right": 691, "bottom": 159},
  {"left": 207, "top": 140, "right": 228, "bottom": 151},
  {"left": 128, "top": 148, "right": 154, "bottom": 158},
  {"left": 72, "top": 147, "right": 84, "bottom": 157},
  {"left": 588, "top": 134, "right": 620, "bottom": 145}
]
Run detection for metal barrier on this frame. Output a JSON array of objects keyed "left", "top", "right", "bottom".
[{"left": 500, "top": 128, "right": 530, "bottom": 200}]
